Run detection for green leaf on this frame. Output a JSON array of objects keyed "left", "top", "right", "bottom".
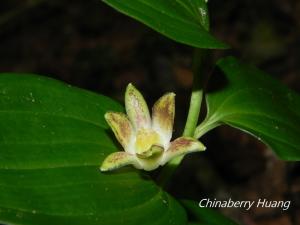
[
  {"left": 102, "top": 0, "right": 229, "bottom": 49},
  {"left": 0, "top": 74, "right": 187, "bottom": 225},
  {"left": 195, "top": 57, "right": 300, "bottom": 160},
  {"left": 181, "top": 200, "right": 239, "bottom": 225}
]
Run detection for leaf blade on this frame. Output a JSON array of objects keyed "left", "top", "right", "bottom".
[
  {"left": 197, "top": 57, "right": 300, "bottom": 160},
  {"left": 0, "top": 74, "right": 187, "bottom": 225},
  {"left": 102, "top": 0, "right": 229, "bottom": 49},
  {"left": 181, "top": 200, "right": 239, "bottom": 225}
]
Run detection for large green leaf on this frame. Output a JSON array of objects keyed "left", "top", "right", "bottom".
[
  {"left": 181, "top": 200, "right": 239, "bottom": 225},
  {"left": 195, "top": 57, "right": 300, "bottom": 160},
  {"left": 102, "top": 0, "right": 229, "bottom": 49},
  {"left": 0, "top": 74, "right": 187, "bottom": 225}
]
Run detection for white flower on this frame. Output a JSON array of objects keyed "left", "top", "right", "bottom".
[{"left": 100, "top": 83, "right": 206, "bottom": 171}]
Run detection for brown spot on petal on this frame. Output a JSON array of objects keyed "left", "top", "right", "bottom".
[
  {"left": 125, "top": 83, "right": 151, "bottom": 130},
  {"left": 152, "top": 93, "right": 175, "bottom": 137},
  {"left": 111, "top": 114, "right": 131, "bottom": 140},
  {"left": 108, "top": 152, "right": 126, "bottom": 163},
  {"left": 169, "top": 138, "right": 192, "bottom": 152},
  {"left": 105, "top": 112, "right": 133, "bottom": 149},
  {"left": 161, "top": 137, "right": 205, "bottom": 165},
  {"left": 100, "top": 152, "right": 136, "bottom": 171}
]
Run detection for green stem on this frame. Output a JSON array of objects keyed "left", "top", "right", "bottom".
[
  {"left": 156, "top": 2, "right": 211, "bottom": 187},
  {"left": 156, "top": 49, "right": 207, "bottom": 187},
  {"left": 183, "top": 49, "right": 206, "bottom": 137},
  {"left": 167, "top": 49, "right": 207, "bottom": 163},
  {"left": 183, "top": 89, "right": 202, "bottom": 137}
]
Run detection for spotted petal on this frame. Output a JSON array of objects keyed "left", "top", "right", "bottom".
[
  {"left": 125, "top": 83, "right": 151, "bottom": 130},
  {"left": 100, "top": 152, "right": 141, "bottom": 171},
  {"left": 105, "top": 112, "right": 134, "bottom": 153},
  {"left": 160, "top": 137, "right": 206, "bottom": 165},
  {"left": 152, "top": 92, "right": 175, "bottom": 144}
]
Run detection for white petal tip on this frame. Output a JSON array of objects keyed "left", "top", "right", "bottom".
[{"left": 100, "top": 167, "right": 108, "bottom": 172}]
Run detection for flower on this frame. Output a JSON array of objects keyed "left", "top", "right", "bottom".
[{"left": 100, "top": 83, "right": 206, "bottom": 171}]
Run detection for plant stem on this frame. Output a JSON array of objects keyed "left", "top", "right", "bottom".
[
  {"left": 168, "top": 49, "right": 207, "bottom": 163},
  {"left": 156, "top": 49, "right": 207, "bottom": 187},
  {"left": 156, "top": 2, "right": 211, "bottom": 187},
  {"left": 182, "top": 88, "right": 202, "bottom": 137},
  {"left": 183, "top": 49, "right": 206, "bottom": 137}
]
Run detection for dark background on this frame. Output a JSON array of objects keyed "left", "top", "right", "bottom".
[{"left": 0, "top": 0, "right": 299, "bottom": 224}]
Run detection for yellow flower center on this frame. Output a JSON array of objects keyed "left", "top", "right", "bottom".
[{"left": 135, "top": 129, "right": 161, "bottom": 154}]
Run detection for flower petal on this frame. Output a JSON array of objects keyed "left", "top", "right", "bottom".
[
  {"left": 136, "top": 144, "right": 164, "bottom": 159},
  {"left": 160, "top": 137, "right": 206, "bottom": 165},
  {"left": 105, "top": 112, "right": 134, "bottom": 153},
  {"left": 152, "top": 93, "right": 175, "bottom": 144},
  {"left": 125, "top": 83, "right": 151, "bottom": 130},
  {"left": 100, "top": 152, "right": 140, "bottom": 171}
]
